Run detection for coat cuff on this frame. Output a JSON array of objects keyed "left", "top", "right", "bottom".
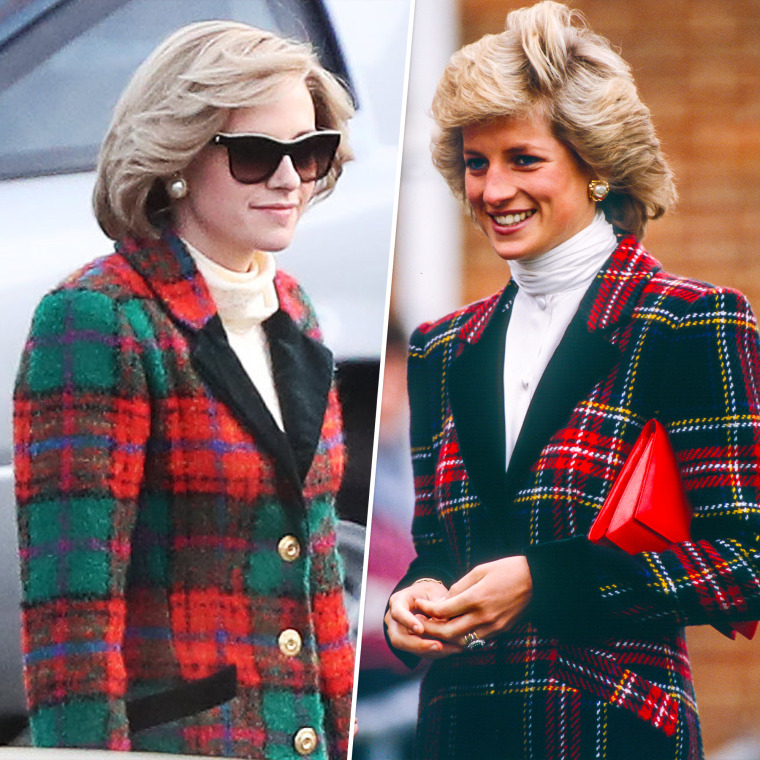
[
  {"left": 525, "top": 536, "right": 602, "bottom": 637},
  {"left": 525, "top": 536, "right": 649, "bottom": 638}
]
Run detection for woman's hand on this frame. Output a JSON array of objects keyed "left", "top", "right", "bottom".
[
  {"left": 384, "top": 580, "right": 464, "bottom": 659},
  {"left": 416, "top": 556, "right": 533, "bottom": 646}
]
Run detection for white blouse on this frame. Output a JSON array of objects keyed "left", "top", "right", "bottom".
[{"left": 503, "top": 210, "right": 618, "bottom": 469}]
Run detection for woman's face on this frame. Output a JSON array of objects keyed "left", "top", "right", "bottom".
[
  {"left": 174, "top": 77, "right": 317, "bottom": 272},
  {"left": 462, "top": 111, "right": 596, "bottom": 262}
]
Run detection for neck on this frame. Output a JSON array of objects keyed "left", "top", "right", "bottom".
[
  {"left": 175, "top": 224, "right": 258, "bottom": 273},
  {"left": 183, "top": 238, "right": 279, "bottom": 329},
  {"left": 508, "top": 209, "right": 618, "bottom": 296}
]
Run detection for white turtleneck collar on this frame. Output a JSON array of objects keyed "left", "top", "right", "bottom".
[
  {"left": 508, "top": 209, "right": 618, "bottom": 296},
  {"left": 182, "top": 240, "right": 280, "bottom": 332}
]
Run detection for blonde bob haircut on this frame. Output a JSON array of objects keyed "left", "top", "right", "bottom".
[
  {"left": 431, "top": 1, "right": 676, "bottom": 238},
  {"left": 94, "top": 20, "right": 354, "bottom": 240}
]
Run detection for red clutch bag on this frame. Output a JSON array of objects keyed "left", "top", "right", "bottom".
[{"left": 589, "top": 419, "right": 756, "bottom": 640}]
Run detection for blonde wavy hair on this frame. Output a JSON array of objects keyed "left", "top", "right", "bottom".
[
  {"left": 94, "top": 20, "right": 354, "bottom": 240},
  {"left": 431, "top": 1, "right": 676, "bottom": 238}
]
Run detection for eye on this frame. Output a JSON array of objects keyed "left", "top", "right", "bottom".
[
  {"left": 464, "top": 155, "right": 488, "bottom": 173},
  {"left": 513, "top": 154, "right": 542, "bottom": 168}
]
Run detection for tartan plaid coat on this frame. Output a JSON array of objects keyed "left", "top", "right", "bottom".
[
  {"left": 394, "top": 236, "right": 760, "bottom": 760},
  {"left": 14, "top": 231, "right": 354, "bottom": 759}
]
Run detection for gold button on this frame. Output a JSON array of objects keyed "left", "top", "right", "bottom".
[
  {"left": 277, "top": 534, "right": 301, "bottom": 562},
  {"left": 293, "top": 726, "right": 318, "bottom": 756},
  {"left": 278, "top": 628, "right": 302, "bottom": 657}
]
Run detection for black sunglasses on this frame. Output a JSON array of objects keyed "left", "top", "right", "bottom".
[{"left": 211, "top": 130, "right": 341, "bottom": 184}]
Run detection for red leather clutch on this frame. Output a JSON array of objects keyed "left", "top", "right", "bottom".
[{"left": 589, "top": 419, "right": 756, "bottom": 640}]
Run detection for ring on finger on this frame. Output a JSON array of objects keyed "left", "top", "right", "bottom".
[{"left": 463, "top": 631, "right": 485, "bottom": 650}]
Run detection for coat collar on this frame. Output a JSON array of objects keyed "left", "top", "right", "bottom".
[
  {"left": 448, "top": 236, "right": 661, "bottom": 525},
  {"left": 118, "top": 230, "right": 334, "bottom": 489},
  {"left": 454, "top": 236, "right": 660, "bottom": 347},
  {"left": 117, "top": 230, "right": 218, "bottom": 331}
]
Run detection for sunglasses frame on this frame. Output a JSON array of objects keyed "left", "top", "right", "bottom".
[{"left": 211, "top": 130, "right": 341, "bottom": 185}]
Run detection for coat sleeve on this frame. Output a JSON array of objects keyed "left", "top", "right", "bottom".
[
  {"left": 14, "top": 287, "right": 149, "bottom": 749},
  {"left": 385, "top": 325, "right": 459, "bottom": 666},
  {"left": 526, "top": 287, "right": 760, "bottom": 637},
  {"left": 394, "top": 326, "right": 458, "bottom": 591}
]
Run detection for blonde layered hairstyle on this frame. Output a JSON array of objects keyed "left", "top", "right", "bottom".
[
  {"left": 94, "top": 20, "right": 354, "bottom": 240},
  {"left": 431, "top": 1, "right": 676, "bottom": 238}
]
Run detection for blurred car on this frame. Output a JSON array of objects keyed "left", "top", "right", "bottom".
[{"left": 0, "top": 0, "right": 409, "bottom": 745}]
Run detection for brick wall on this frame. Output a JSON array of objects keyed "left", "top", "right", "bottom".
[{"left": 455, "top": 1, "right": 760, "bottom": 753}]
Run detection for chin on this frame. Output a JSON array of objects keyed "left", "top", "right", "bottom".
[
  {"left": 257, "top": 238, "right": 295, "bottom": 253},
  {"left": 491, "top": 235, "right": 552, "bottom": 262},
  {"left": 243, "top": 230, "right": 293, "bottom": 253},
  {"left": 256, "top": 225, "right": 301, "bottom": 253},
  {"left": 493, "top": 244, "right": 537, "bottom": 261}
]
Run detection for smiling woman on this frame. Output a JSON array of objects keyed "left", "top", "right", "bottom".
[
  {"left": 15, "top": 20, "right": 357, "bottom": 760},
  {"left": 384, "top": 2, "right": 760, "bottom": 759},
  {"left": 461, "top": 111, "right": 596, "bottom": 261}
]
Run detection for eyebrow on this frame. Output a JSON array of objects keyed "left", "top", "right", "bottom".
[
  {"left": 462, "top": 142, "right": 545, "bottom": 155},
  {"left": 507, "top": 143, "right": 542, "bottom": 153}
]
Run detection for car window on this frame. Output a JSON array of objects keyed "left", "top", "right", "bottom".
[{"left": 0, "top": 0, "right": 342, "bottom": 179}]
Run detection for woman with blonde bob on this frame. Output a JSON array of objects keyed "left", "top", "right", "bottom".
[
  {"left": 16, "top": 20, "right": 355, "bottom": 759},
  {"left": 385, "top": 2, "right": 760, "bottom": 758}
]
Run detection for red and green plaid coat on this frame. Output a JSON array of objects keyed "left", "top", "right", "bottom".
[
  {"left": 14, "top": 231, "right": 354, "bottom": 759},
  {"left": 394, "top": 237, "right": 760, "bottom": 759}
]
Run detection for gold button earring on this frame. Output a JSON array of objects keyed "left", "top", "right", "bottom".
[{"left": 588, "top": 179, "right": 609, "bottom": 202}]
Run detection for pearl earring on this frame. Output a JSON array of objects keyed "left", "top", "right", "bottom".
[
  {"left": 167, "top": 176, "right": 188, "bottom": 200},
  {"left": 588, "top": 179, "right": 609, "bottom": 202}
]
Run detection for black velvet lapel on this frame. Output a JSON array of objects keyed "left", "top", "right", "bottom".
[
  {"left": 263, "top": 310, "right": 334, "bottom": 482},
  {"left": 128, "top": 233, "right": 335, "bottom": 488},
  {"left": 500, "top": 235, "right": 664, "bottom": 508},
  {"left": 191, "top": 315, "right": 302, "bottom": 488},
  {"left": 449, "top": 285, "right": 620, "bottom": 520},
  {"left": 502, "top": 307, "right": 620, "bottom": 509},
  {"left": 449, "top": 290, "right": 513, "bottom": 515},
  {"left": 442, "top": 238, "right": 663, "bottom": 546}
]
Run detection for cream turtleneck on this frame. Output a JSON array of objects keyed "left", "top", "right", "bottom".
[
  {"left": 184, "top": 240, "right": 285, "bottom": 431},
  {"left": 503, "top": 210, "right": 618, "bottom": 469}
]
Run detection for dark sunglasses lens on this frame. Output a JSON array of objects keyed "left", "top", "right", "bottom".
[
  {"left": 290, "top": 133, "right": 340, "bottom": 182},
  {"left": 225, "top": 138, "right": 282, "bottom": 184},
  {"left": 220, "top": 132, "right": 340, "bottom": 184}
]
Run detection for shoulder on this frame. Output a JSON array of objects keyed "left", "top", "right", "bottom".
[
  {"left": 410, "top": 289, "right": 505, "bottom": 359},
  {"left": 638, "top": 266, "right": 756, "bottom": 330},
  {"left": 28, "top": 251, "right": 153, "bottom": 341},
  {"left": 55, "top": 249, "right": 151, "bottom": 302}
]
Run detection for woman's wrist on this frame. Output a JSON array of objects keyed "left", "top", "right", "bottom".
[{"left": 412, "top": 577, "right": 445, "bottom": 587}]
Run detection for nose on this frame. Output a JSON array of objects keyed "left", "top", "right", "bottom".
[
  {"left": 266, "top": 155, "right": 301, "bottom": 190},
  {"left": 481, "top": 167, "right": 518, "bottom": 208}
]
